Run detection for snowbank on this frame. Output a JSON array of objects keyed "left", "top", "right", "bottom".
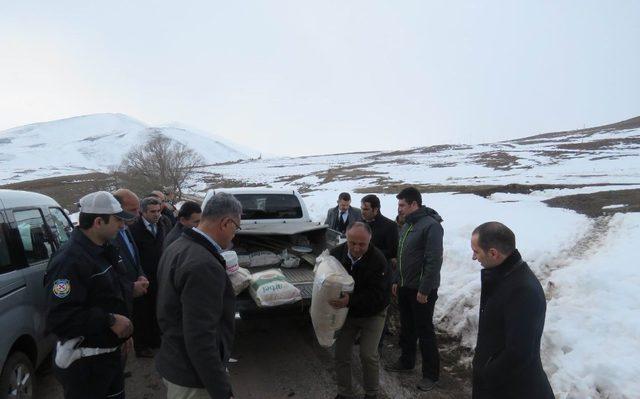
[{"left": 302, "top": 190, "right": 638, "bottom": 398}]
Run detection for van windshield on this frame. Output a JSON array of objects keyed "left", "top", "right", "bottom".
[{"left": 233, "top": 194, "right": 303, "bottom": 220}]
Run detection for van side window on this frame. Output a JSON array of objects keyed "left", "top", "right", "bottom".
[
  {"left": 14, "top": 209, "right": 53, "bottom": 264},
  {"left": 49, "top": 207, "right": 73, "bottom": 245},
  {"left": 0, "top": 223, "right": 11, "bottom": 272}
]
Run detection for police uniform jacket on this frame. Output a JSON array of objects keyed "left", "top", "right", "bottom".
[{"left": 45, "top": 229, "right": 130, "bottom": 349}]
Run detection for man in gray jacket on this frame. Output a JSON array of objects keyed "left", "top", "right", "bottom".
[
  {"left": 156, "top": 193, "right": 241, "bottom": 399},
  {"left": 325, "top": 192, "right": 363, "bottom": 235},
  {"left": 386, "top": 186, "right": 444, "bottom": 392}
]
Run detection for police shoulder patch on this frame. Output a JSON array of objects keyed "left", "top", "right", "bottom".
[{"left": 52, "top": 279, "right": 71, "bottom": 298}]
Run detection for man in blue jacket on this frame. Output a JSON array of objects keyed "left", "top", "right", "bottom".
[
  {"left": 386, "top": 186, "right": 444, "bottom": 392},
  {"left": 470, "top": 222, "right": 554, "bottom": 399}
]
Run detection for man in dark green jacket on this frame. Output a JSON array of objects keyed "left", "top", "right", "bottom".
[{"left": 386, "top": 186, "right": 444, "bottom": 392}]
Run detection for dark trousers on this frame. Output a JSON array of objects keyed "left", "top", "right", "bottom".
[
  {"left": 133, "top": 287, "right": 161, "bottom": 351},
  {"left": 54, "top": 350, "right": 124, "bottom": 399},
  {"left": 398, "top": 287, "right": 440, "bottom": 381}
]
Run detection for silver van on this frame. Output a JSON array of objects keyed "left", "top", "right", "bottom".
[{"left": 0, "top": 189, "right": 73, "bottom": 398}]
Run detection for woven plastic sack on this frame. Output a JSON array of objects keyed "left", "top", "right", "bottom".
[
  {"left": 249, "top": 251, "right": 281, "bottom": 268},
  {"left": 249, "top": 268, "right": 301, "bottom": 307},
  {"left": 221, "top": 251, "right": 251, "bottom": 295},
  {"left": 310, "top": 250, "right": 355, "bottom": 347}
]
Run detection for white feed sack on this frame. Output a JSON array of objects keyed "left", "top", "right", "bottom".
[
  {"left": 221, "top": 251, "right": 251, "bottom": 295},
  {"left": 249, "top": 251, "right": 282, "bottom": 267},
  {"left": 310, "top": 250, "right": 355, "bottom": 348},
  {"left": 249, "top": 269, "right": 302, "bottom": 307}
]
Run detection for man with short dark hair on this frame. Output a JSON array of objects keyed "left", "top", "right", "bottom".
[
  {"left": 470, "top": 222, "right": 554, "bottom": 399},
  {"left": 149, "top": 190, "right": 176, "bottom": 230},
  {"left": 386, "top": 186, "right": 444, "bottom": 392},
  {"left": 156, "top": 193, "right": 241, "bottom": 399},
  {"left": 45, "top": 191, "right": 135, "bottom": 398},
  {"left": 163, "top": 201, "right": 202, "bottom": 249},
  {"left": 361, "top": 194, "right": 398, "bottom": 266},
  {"left": 325, "top": 192, "right": 363, "bottom": 235},
  {"left": 361, "top": 194, "right": 398, "bottom": 349},
  {"left": 129, "top": 196, "right": 166, "bottom": 357},
  {"left": 330, "top": 222, "right": 389, "bottom": 399}
]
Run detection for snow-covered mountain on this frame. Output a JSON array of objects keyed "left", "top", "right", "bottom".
[{"left": 0, "top": 113, "right": 260, "bottom": 182}]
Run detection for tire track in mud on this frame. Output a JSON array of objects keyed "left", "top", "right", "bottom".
[{"left": 540, "top": 215, "right": 614, "bottom": 299}]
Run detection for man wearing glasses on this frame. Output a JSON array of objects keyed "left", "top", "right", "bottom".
[{"left": 156, "top": 193, "right": 242, "bottom": 399}]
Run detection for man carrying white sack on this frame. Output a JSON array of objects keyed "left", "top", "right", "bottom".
[{"left": 329, "top": 222, "right": 390, "bottom": 399}]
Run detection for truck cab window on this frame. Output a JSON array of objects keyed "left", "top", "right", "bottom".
[{"left": 235, "top": 194, "right": 303, "bottom": 219}]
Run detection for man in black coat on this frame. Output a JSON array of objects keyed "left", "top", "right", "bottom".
[
  {"left": 156, "top": 192, "right": 240, "bottom": 399},
  {"left": 361, "top": 194, "right": 398, "bottom": 349},
  {"left": 360, "top": 194, "right": 398, "bottom": 265},
  {"left": 112, "top": 189, "right": 149, "bottom": 312},
  {"left": 325, "top": 192, "right": 363, "bottom": 234},
  {"left": 129, "top": 196, "right": 166, "bottom": 357},
  {"left": 45, "top": 191, "right": 135, "bottom": 398},
  {"left": 163, "top": 200, "right": 202, "bottom": 249},
  {"left": 470, "top": 222, "right": 554, "bottom": 399},
  {"left": 330, "top": 222, "right": 390, "bottom": 399}
]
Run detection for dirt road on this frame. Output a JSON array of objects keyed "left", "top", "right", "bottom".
[{"left": 36, "top": 315, "right": 470, "bottom": 399}]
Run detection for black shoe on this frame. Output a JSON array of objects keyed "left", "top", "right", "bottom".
[
  {"left": 384, "top": 360, "right": 414, "bottom": 373},
  {"left": 417, "top": 377, "right": 438, "bottom": 391},
  {"left": 135, "top": 348, "right": 155, "bottom": 358}
]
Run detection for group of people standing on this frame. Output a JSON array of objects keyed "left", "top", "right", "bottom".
[
  {"left": 44, "top": 188, "right": 204, "bottom": 398},
  {"left": 325, "top": 187, "right": 554, "bottom": 399},
  {"left": 43, "top": 184, "right": 554, "bottom": 399}
]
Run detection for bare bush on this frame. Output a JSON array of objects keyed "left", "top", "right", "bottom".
[{"left": 113, "top": 130, "right": 205, "bottom": 197}]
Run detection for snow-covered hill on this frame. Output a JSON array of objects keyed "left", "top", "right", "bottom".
[{"left": 0, "top": 113, "right": 260, "bottom": 182}]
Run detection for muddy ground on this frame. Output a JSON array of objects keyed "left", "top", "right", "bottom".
[{"left": 36, "top": 311, "right": 471, "bottom": 399}]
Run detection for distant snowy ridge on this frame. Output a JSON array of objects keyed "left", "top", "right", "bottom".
[{"left": 0, "top": 113, "right": 260, "bottom": 182}]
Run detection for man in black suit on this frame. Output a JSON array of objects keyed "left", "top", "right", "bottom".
[
  {"left": 111, "top": 188, "right": 149, "bottom": 376},
  {"left": 112, "top": 189, "right": 149, "bottom": 307},
  {"left": 325, "top": 192, "right": 362, "bottom": 235},
  {"left": 129, "top": 196, "right": 166, "bottom": 357}
]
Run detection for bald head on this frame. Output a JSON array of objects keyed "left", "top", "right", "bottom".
[
  {"left": 346, "top": 222, "right": 372, "bottom": 259},
  {"left": 113, "top": 189, "right": 140, "bottom": 224}
]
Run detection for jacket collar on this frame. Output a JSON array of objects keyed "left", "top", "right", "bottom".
[
  {"left": 481, "top": 249, "right": 523, "bottom": 285},
  {"left": 72, "top": 228, "right": 107, "bottom": 258},
  {"left": 405, "top": 206, "right": 443, "bottom": 224},
  {"left": 181, "top": 227, "right": 225, "bottom": 264}
]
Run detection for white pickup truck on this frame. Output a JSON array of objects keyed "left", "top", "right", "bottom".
[{"left": 202, "top": 188, "right": 340, "bottom": 317}]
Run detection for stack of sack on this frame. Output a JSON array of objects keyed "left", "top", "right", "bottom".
[
  {"left": 249, "top": 269, "right": 301, "bottom": 307},
  {"left": 310, "top": 250, "right": 355, "bottom": 347},
  {"left": 221, "top": 251, "right": 251, "bottom": 295}
]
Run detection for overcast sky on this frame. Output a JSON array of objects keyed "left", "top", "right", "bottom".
[{"left": 1, "top": 1, "right": 638, "bottom": 156}]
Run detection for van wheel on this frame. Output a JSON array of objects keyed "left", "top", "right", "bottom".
[{"left": 0, "top": 351, "right": 35, "bottom": 399}]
